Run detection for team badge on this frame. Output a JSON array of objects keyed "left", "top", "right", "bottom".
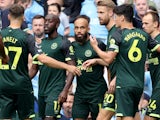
[
  {"left": 85, "top": 50, "right": 92, "bottom": 57},
  {"left": 110, "top": 38, "right": 115, "bottom": 44},
  {"left": 51, "top": 43, "right": 57, "bottom": 49}
]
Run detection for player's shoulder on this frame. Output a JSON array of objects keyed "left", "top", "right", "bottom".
[
  {"left": 112, "top": 28, "right": 122, "bottom": 39},
  {"left": 61, "top": 35, "right": 72, "bottom": 45},
  {"left": 122, "top": 28, "right": 149, "bottom": 38},
  {"left": 26, "top": 32, "right": 34, "bottom": 39},
  {"left": 96, "top": 38, "right": 105, "bottom": 46},
  {"left": 96, "top": 39, "right": 106, "bottom": 51},
  {"left": 60, "top": 35, "right": 73, "bottom": 49}
]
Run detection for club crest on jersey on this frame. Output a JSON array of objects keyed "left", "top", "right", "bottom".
[
  {"left": 110, "top": 38, "right": 115, "bottom": 44},
  {"left": 85, "top": 50, "right": 92, "bottom": 57},
  {"left": 51, "top": 43, "right": 58, "bottom": 49}
]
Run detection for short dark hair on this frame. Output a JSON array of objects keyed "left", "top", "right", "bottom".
[
  {"left": 48, "top": 3, "right": 61, "bottom": 13},
  {"left": 113, "top": 4, "right": 133, "bottom": 22},
  {"left": 74, "top": 15, "right": 90, "bottom": 23},
  {"left": 9, "top": 4, "right": 24, "bottom": 18},
  {"left": 45, "top": 14, "right": 60, "bottom": 24}
]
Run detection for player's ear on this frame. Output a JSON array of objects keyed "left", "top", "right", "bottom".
[
  {"left": 153, "top": 21, "right": 159, "bottom": 28},
  {"left": 87, "top": 26, "right": 90, "bottom": 33},
  {"left": 22, "top": 15, "right": 25, "bottom": 21},
  {"left": 56, "top": 22, "right": 60, "bottom": 28},
  {"left": 121, "top": 15, "right": 125, "bottom": 22},
  {"left": 108, "top": 9, "right": 114, "bottom": 17}
]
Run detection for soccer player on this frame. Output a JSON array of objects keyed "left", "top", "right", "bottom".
[
  {"left": 87, "top": 4, "right": 160, "bottom": 120},
  {"left": 71, "top": 15, "right": 108, "bottom": 120},
  {"left": 0, "top": 4, "right": 80, "bottom": 120},
  {"left": 83, "top": 1, "right": 117, "bottom": 120},
  {"left": 96, "top": 1, "right": 117, "bottom": 120},
  {"left": 30, "top": 14, "right": 76, "bottom": 120},
  {"left": 142, "top": 10, "right": 160, "bottom": 120}
]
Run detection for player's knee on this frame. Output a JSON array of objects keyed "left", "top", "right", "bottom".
[{"left": 97, "top": 109, "right": 115, "bottom": 120}]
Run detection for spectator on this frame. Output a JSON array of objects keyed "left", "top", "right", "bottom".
[
  {"left": 27, "top": 15, "right": 45, "bottom": 71},
  {"left": 60, "top": 93, "right": 74, "bottom": 120},
  {"left": 24, "top": 0, "right": 44, "bottom": 29},
  {"left": 45, "top": 0, "right": 64, "bottom": 16},
  {"left": 29, "top": 15, "right": 45, "bottom": 100},
  {"left": 133, "top": 0, "right": 149, "bottom": 28},
  {"left": 0, "top": 0, "right": 28, "bottom": 30},
  {"left": 15, "top": 0, "right": 30, "bottom": 9},
  {"left": 63, "top": 0, "right": 84, "bottom": 23},
  {"left": 48, "top": 3, "right": 70, "bottom": 36},
  {"left": 0, "top": 0, "right": 14, "bottom": 10},
  {"left": 63, "top": 0, "right": 84, "bottom": 36},
  {"left": 32, "top": 15, "right": 45, "bottom": 44}
]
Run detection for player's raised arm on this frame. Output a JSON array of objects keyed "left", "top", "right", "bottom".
[{"left": 89, "top": 35, "right": 117, "bottom": 65}]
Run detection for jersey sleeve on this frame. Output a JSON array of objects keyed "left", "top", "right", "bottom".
[
  {"left": 61, "top": 37, "right": 75, "bottom": 61},
  {"left": 148, "top": 35, "right": 160, "bottom": 52},
  {"left": 97, "top": 39, "right": 106, "bottom": 51},
  {"left": 108, "top": 29, "right": 122, "bottom": 53}
]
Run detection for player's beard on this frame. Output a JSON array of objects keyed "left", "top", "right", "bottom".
[
  {"left": 100, "top": 18, "right": 110, "bottom": 26},
  {"left": 34, "top": 32, "right": 44, "bottom": 38},
  {"left": 75, "top": 32, "right": 88, "bottom": 44}
]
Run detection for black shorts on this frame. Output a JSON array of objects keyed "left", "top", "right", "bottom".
[
  {"left": 72, "top": 94, "right": 104, "bottom": 120},
  {"left": 146, "top": 88, "right": 160, "bottom": 118},
  {"left": 115, "top": 87, "right": 143, "bottom": 117},
  {"left": 102, "top": 92, "right": 115, "bottom": 112},
  {"left": 0, "top": 92, "right": 35, "bottom": 119}
]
